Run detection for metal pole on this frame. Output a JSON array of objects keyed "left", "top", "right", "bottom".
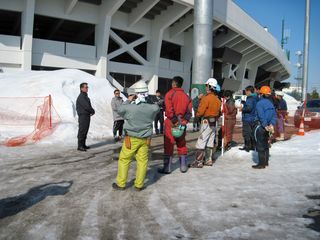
[
  {"left": 191, "top": 0, "right": 213, "bottom": 95},
  {"left": 281, "top": 19, "right": 284, "bottom": 49},
  {"left": 302, "top": 0, "right": 310, "bottom": 102}
]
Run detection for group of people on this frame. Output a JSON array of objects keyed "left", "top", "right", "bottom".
[{"left": 75, "top": 76, "right": 287, "bottom": 191}]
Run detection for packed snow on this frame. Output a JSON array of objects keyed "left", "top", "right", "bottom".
[
  {"left": 0, "top": 127, "right": 319, "bottom": 239},
  {"left": 0, "top": 69, "right": 117, "bottom": 146},
  {"left": 283, "top": 92, "right": 300, "bottom": 116}
]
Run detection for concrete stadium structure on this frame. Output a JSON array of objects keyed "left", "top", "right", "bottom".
[{"left": 0, "top": 0, "right": 291, "bottom": 93}]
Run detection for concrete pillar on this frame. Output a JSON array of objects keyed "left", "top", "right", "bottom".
[
  {"left": 192, "top": 0, "right": 213, "bottom": 93},
  {"left": 95, "top": 15, "right": 111, "bottom": 78},
  {"left": 181, "top": 30, "right": 193, "bottom": 92},
  {"left": 21, "top": 0, "right": 35, "bottom": 70}
]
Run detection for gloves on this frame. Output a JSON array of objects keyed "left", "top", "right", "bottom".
[{"left": 265, "top": 125, "right": 274, "bottom": 134}]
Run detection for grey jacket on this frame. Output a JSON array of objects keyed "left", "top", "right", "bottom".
[
  {"left": 118, "top": 102, "right": 159, "bottom": 138},
  {"left": 111, "top": 97, "right": 124, "bottom": 121}
]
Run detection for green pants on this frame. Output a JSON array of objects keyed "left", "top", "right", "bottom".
[{"left": 116, "top": 136, "right": 149, "bottom": 188}]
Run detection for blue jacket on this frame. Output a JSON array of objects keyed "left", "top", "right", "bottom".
[
  {"left": 242, "top": 94, "right": 258, "bottom": 123},
  {"left": 255, "top": 97, "right": 277, "bottom": 127}
]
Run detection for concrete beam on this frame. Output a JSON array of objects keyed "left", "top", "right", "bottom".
[
  {"left": 214, "top": 31, "right": 239, "bottom": 48},
  {"left": 241, "top": 45, "right": 258, "bottom": 55},
  {"left": 271, "top": 65, "right": 284, "bottom": 73},
  {"left": 247, "top": 52, "right": 270, "bottom": 65},
  {"left": 261, "top": 58, "right": 278, "bottom": 69},
  {"left": 232, "top": 40, "right": 254, "bottom": 53},
  {"left": 226, "top": 36, "right": 245, "bottom": 48},
  {"left": 65, "top": 0, "right": 78, "bottom": 14},
  {"left": 154, "top": 3, "right": 191, "bottom": 30},
  {"left": 213, "top": 21, "right": 223, "bottom": 31},
  {"left": 128, "top": 0, "right": 160, "bottom": 27},
  {"left": 243, "top": 48, "right": 265, "bottom": 61},
  {"left": 251, "top": 54, "right": 275, "bottom": 67},
  {"left": 170, "top": 12, "right": 193, "bottom": 38},
  {"left": 101, "top": 0, "right": 125, "bottom": 16}
]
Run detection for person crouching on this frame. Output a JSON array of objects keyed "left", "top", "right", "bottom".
[
  {"left": 112, "top": 80, "right": 159, "bottom": 191},
  {"left": 189, "top": 78, "right": 221, "bottom": 168}
]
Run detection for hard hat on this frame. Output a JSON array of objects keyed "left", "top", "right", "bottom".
[
  {"left": 260, "top": 86, "right": 271, "bottom": 95},
  {"left": 172, "top": 125, "right": 186, "bottom": 138},
  {"left": 235, "top": 99, "right": 243, "bottom": 109},
  {"left": 205, "top": 78, "right": 218, "bottom": 89},
  {"left": 275, "top": 91, "right": 284, "bottom": 97},
  {"left": 130, "top": 80, "right": 149, "bottom": 93}
]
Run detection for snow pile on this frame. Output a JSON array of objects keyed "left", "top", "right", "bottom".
[
  {"left": 0, "top": 69, "right": 116, "bottom": 145},
  {"left": 283, "top": 92, "right": 300, "bottom": 116}
]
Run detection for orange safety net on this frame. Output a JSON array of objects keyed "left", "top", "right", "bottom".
[{"left": 0, "top": 95, "right": 61, "bottom": 147}]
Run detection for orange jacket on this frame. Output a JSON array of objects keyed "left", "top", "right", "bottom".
[{"left": 196, "top": 93, "right": 221, "bottom": 118}]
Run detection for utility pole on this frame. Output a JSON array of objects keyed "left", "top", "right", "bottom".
[
  {"left": 191, "top": 0, "right": 213, "bottom": 97},
  {"left": 295, "top": 50, "right": 303, "bottom": 101},
  {"left": 302, "top": 0, "right": 310, "bottom": 102}
]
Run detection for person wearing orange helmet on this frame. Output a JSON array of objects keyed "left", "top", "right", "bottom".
[{"left": 253, "top": 85, "right": 277, "bottom": 169}]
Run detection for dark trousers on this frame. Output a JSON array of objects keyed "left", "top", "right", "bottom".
[
  {"left": 193, "top": 116, "right": 201, "bottom": 130},
  {"left": 255, "top": 125, "right": 270, "bottom": 166},
  {"left": 242, "top": 121, "right": 255, "bottom": 150},
  {"left": 154, "top": 111, "right": 164, "bottom": 134},
  {"left": 78, "top": 114, "right": 91, "bottom": 147},
  {"left": 113, "top": 120, "right": 124, "bottom": 137}
]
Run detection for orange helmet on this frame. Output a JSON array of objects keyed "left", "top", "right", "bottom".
[{"left": 260, "top": 86, "right": 271, "bottom": 95}]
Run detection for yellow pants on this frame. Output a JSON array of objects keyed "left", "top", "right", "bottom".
[{"left": 116, "top": 136, "right": 149, "bottom": 188}]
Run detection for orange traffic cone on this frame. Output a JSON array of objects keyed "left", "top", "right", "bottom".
[{"left": 297, "top": 118, "right": 305, "bottom": 136}]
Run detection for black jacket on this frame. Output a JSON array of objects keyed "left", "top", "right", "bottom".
[{"left": 76, "top": 92, "right": 95, "bottom": 116}]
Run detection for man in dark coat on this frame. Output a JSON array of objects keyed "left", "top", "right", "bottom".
[
  {"left": 76, "top": 82, "right": 95, "bottom": 151},
  {"left": 154, "top": 90, "right": 165, "bottom": 134},
  {"left": 240, "top": 85, "right": 258, "bottom": 152}
]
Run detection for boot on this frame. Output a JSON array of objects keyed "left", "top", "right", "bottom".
[
  {"left": 158, "top": 155, "right": 172, "bottom": 174},
  {"left": 179, "top": 155, "right": 188, "bottom": 173},
  {"left": 239, "top": 140, "right": 250, "bottom": 152},
  {"left": 188, "top": 150, "right": 204, "bottom": 168},
  {"left": 112, "top": 183, "right": 125, "bottom": 191},
  {"left": 252, "top": 151, "right": 266, "bottom": 169},
  {"left": 204, "top": 148, "right": 215, "bottom": 166},
  {"left": 266, "top": 149, "right": 270, "bottom": 166},
  {"left": 78, "top": 139, "right": 86, "bottom": 151}
]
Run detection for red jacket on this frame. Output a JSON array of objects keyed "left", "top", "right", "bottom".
[{"left": 165, "top": 88, "right": 192, "bottom": 124}]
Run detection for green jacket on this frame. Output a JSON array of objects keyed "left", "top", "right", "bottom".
[{"left": 118, "top": 102, "right": 159, "bottom": 138}]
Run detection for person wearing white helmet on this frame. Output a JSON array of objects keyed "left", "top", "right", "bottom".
[
  {"left": 112, "top": 80, "right": 159, "bottom": 191},
  {"left": 275, "top": 91, "right": 288, "bottom": 141},
  {"left": 189, "top": 78, "right": 221, "bottom": 168}
]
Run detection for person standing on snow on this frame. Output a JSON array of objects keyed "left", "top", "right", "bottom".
[
  {"left": 275, "top": 91, "right": 288, "bottom": 141},
  {"left": 189, "top": 78, "right": 221, "bottom": 168},
  {"left": 253, "top": 86, "right": 277, "bottom": 169},
  {"left": 112, "top": 80, "right": 159, "bottom": 191},
  {"left": 223, "top": 90, "right": 237, "bottom": 151},
  {"left": 154, "top": 90, "right": 165, "bottom": 135},
  {"left": 111, "top": 89, "right": 124, "bottom": 142},
  {"left": 239, "top": 85, "right": 258, "bottom": 152},
  {"left": 158, "top": 76, "right": 192, "bottom": 174},
  {"left": 76, "top": 82, "right": 95, "bottom": 151}
]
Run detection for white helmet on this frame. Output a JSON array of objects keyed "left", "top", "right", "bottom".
[
  {"left": 206, "top": 78, "right": 218, "bottom": 89},
  {"left": 130, "top": 80, "right": 149, "bottom": 93},
  {"left": 275, "top": 91, "right": 284, "bottom": 97}
]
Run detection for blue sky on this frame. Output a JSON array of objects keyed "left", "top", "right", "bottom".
[{"left": 234, "top": 0, "right": 319, "bottom": 92}]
